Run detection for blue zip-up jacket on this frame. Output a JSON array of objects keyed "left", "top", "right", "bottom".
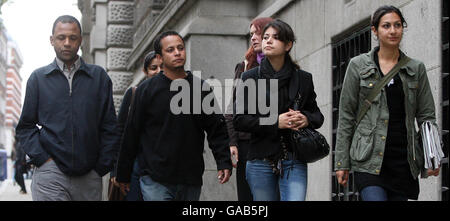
[{"left": 16, "top": 59, "right": 120, "bottom": 177}]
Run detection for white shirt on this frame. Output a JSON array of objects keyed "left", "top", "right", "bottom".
[{"left": 55, "top": 56, "right": 81, "bottom": 95}]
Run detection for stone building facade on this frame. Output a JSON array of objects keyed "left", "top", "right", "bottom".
[
  {"left": 77, "top": 0, "right": 448, "bottom": 201},
  {"left": 0, "top": 25, "right": 7, "bottom": 152},
  {"left": 4, "top": 39, "right": 23, "bottom": 158}
]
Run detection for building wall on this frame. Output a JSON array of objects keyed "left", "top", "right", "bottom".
[
  {"left": 0, "top": 28, "right": 8, "bottom": 152},
  {"left": 78, "top": 0, "right": 444, "bottom": 201},
  {"left": 4, "top": 40, "right": 23, "bottom": 159}
]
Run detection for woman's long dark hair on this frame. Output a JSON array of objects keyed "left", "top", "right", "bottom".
[
  {"left": 371, "top": 5, "right": 407, "bottom": 30},
  {"left": 262, "top": 19, "right": 300, "bottom": 70}
]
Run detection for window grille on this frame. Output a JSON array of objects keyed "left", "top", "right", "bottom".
[
  {"left": 441, "top": 0, "right": 449, "bottom": 201},
  {"left": 331, "top": 26, "right": 371, "bottom": 201}
]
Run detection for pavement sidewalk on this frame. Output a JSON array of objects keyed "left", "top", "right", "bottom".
[{"left": 0, "top": 179, "right": 32, "bottom": 201}]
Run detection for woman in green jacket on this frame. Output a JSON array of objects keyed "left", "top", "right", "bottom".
[{"left": 334, "top": 5, "right": 440, "bottom": 201}]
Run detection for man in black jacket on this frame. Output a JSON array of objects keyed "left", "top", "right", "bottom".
[
  {"left": 116, "top": 31, "right": 232, "bottom": 201},
  {"left": 16, "top": 15, "right": 119, "bottom": 201}
]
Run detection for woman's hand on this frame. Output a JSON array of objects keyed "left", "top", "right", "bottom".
[
  {"left": 279, "top": 111, "right": 298, "bottom": 129},
  {"left": 336, "top": 170, "right": 349, "bottom": 187},
  {"left": 278, "top": 109, "right": 309, "bottom": 130},
  {"left": 295, "top": 110, "right": 309, "bottom": 130},
  {"left": 427, "top": 168, "right": 440, "bottom": 177}
]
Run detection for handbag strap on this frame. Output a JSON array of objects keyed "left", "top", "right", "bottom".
[
  {"left": 355, "top": 55, "right": 411, "bottom": 126},
  {"left": 128, "top": 86, "right": 137, "bottom": 116}
]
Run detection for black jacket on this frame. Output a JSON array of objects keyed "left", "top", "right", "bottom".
[
  {"left": 16, "top": 59, "right": 120, "bottom": 176},
  {"left": 116, "top": 71, "right": 232, "bottom": 185},
  {"left": 111, "top": 86, "right": 135, "bottom": 178},
  {"left": 233, "top": 64, "right": 324, "bottom": 160},
  {"left": 224, "top": 61, "right": 255, "bottom": 146}
]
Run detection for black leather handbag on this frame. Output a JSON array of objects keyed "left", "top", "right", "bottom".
[{"left": 290, "top": 93, "right": 330, "bottom": 163}]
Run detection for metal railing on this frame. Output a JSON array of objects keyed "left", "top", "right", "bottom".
[
  {"left": 441, "top": 0, "right": 449, "bottom": 201},
  {"left": 331, "top": 26, "right": 371, "bottom": 201}
]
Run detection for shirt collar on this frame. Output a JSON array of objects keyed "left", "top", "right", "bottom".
[
  {"left": 55, "top": 56, "right": 81, "bottom": 72},
  {"left": 46, "top": 57, "right": 93, "bottom": 78}
]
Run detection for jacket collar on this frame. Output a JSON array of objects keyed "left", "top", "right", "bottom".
[
  {"left": 44, "top": 57, "right": 93, "bottom": 78},
  {"left": 365, "top": 46, "right": 415, "bottom": 76}
]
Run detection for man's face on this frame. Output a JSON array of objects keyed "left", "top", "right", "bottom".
[
  {"left": 50, "top": 22, "right": 82, "bottom": 64},
  {"left": 160, "top": 35, "right": 186, "bottom": 70}
]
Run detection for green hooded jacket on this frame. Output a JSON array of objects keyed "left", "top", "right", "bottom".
[{"left": 334, "top": 47, "right": 437, "bottom": 179}]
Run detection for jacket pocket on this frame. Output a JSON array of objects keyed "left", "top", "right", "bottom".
[
  {"left": 360, "top": 80, "right": 381, "bottom": 103},
  {"left": 406, "top": 81, "right": 419, "bottom": 107},
  {"left": 350, "top": 127, "right": 374, "bottom": 162}
]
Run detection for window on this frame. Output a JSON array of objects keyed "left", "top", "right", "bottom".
[
  {"left": 331, "top": 25, "right": 371, "bottom": 201},
  {"left": 441, "top": 0, "right": 449, "bottom": 201}
]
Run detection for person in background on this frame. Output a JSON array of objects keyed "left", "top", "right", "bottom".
[
  {"left": 225, "top": 17, "right": 273, "bottom": 201},
  {"left": 13, "top": 136, "right": 27, "bottom": 194},
  {"left": 110, "top": 51, "right": 163, "bottom": 201}
]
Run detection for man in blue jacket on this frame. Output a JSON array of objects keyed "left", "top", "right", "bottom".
[{"left": 15, "top": 15, "right": 120, "bottom": 201}]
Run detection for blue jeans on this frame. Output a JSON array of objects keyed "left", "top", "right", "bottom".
[
  {"left": 360, "top": 186, "right": 408, "bottom": 201},
  {"left": 246, "top": 159, "right": 307, "bottom": 201},
  {"left": 139, "top": 175, "right": 201, "bottom": 201},
  {"left": 125, "top": 160, "right": 143, "bottom": 201}
]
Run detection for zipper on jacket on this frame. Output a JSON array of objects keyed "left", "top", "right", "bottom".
[{"left": 70, "top": 76, "right": 74, "bottom": 169}]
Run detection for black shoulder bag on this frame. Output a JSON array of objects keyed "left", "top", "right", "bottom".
[{"left": 290, "top": 76, "right": 330, "bottom": 163}]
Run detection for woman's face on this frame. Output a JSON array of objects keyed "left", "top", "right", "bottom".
[
  {"left": 262, "top": 27, "right": 292, "bottom": 58},
  {"left": 145, "top": 57, "right": 163, "bottom": 78},
  {"left": 250, "top": 24, "right": 263, "bottom": 53},
  {"left": 373, "top": 12, "right": 403, "bottom": 48}
]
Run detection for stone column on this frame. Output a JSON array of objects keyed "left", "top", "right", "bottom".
[{"left": 107, "top": 0, "right": 135, "bottom": 113}]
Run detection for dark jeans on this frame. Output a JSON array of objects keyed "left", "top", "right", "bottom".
[
  {"left": 236, "top": 140, "right": 253, "bottom": 201},
  {"left": 125, "top": 159, "right": 143, "bottom": 201},
  {"left": 360, "top": 186, "right": 408, "bottom": 201},
  {"left": 139, "top": 175, "right": 201, "bottom": 201}
]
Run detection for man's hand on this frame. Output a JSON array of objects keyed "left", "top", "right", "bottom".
[
  {"left": 119, "top": 182, "right": 130, "bottom": 195},
  {"left": 230, "top": 146, "right": 238, "bottom": 168},
  {"left": 217, "top": 169, "right": 231, "bottom": 184}
]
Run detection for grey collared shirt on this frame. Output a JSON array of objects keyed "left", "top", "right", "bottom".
[{"left": 56, "top": 56, "right": 81, "bottom": 94}]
